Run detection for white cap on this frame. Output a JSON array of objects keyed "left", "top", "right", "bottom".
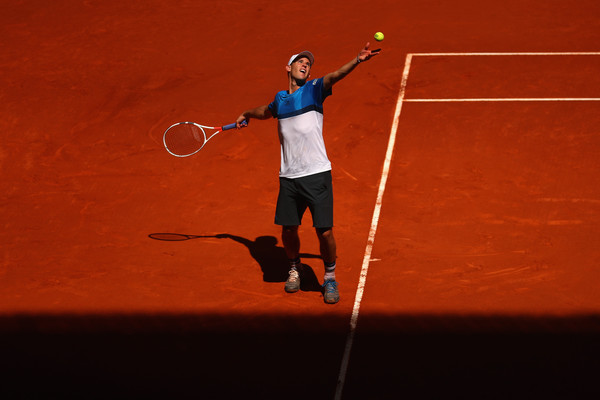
[{"left": 287, "top": 50, "right": 315, "bottom": 66}]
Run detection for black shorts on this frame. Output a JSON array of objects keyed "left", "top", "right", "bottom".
[{"left": 275, "top": 170, "right": 333, "bottom": 228}]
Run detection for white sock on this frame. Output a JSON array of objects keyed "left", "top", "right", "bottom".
[{"left": 324, "top": 261, "right": 336, "bottom": 281}]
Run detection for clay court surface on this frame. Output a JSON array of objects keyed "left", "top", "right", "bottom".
[{"left": 2, "top": 1, "right": 600, "bottom": 398}]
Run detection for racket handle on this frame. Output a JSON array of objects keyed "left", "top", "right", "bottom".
[{"left": 222, "top": 120, "right": 247, "bottom": 131}]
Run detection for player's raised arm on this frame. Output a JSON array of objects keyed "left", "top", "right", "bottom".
[
  {"left": 236, "top": 104, "right": 272, "bottom": 128},
  {"left": 323, "top": 43, "right": 381, "bottom": 91}
]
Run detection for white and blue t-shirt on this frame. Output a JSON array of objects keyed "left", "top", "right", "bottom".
[{"left": 268, "top": 77, "right": 333, "bottom": 179}]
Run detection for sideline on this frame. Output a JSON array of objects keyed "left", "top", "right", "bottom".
[{"left": 334, "top": 53, "right": 413, "bottom": 400}]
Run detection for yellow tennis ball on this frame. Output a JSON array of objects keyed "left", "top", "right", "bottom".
[{"left": 374, "top": 32, "right": 384, "bottom": 41}]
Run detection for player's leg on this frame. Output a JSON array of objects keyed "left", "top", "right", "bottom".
[
  {"left": 282, "top": 225, "right": 301, "bottom": 260},
  {"left": 299, "top": 171, "right": 339, "bottom": 304},
  {"left": 282, "top": 225, "right": 301, "bottom": 293},
  {"left": 275, "top": 177, "right": 306, "bottom": 293},
  {"left": 316, "top": 227, "right": 339, "bottom": 304},
  {"left": 316, "top": 227, "right": 336, "bottom": 266}
]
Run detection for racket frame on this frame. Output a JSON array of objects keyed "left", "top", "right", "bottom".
[{"left": 163, "top": 121, "right": 239, "bottom": 157}]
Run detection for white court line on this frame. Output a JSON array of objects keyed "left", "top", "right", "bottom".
[
  {"left": 334, "top": 50, "right": 599, "bottom": 399},
  {"left": 412, "top": 51, "right": 600, "bottom": 56},
  {"left": 334, "top": 53, "right": 414, "bottom": 400},
  {"left": 404, "top": 98, "right": 600, "bottom": 102},
  {"left": 407, "top": 52, "right": 600, "bottom": 103}
]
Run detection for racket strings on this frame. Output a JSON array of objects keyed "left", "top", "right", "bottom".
[{"left": 164, "top": 123, "right": 207, "bottom": 156}]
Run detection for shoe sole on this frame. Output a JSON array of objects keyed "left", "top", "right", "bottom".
[{"left": 324, "top": 296, "right": 339, "bottom": 304}]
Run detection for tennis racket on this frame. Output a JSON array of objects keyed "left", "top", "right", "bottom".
[{"left": 163, "top": 120, "right": 246, "bottom": 157}]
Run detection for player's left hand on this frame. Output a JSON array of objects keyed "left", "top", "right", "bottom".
[{"left": 357, "top": 42, "right": 381, "bottom": 63}]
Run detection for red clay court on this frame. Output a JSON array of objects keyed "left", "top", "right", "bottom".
[{"left": 2, "top": 1, "right": 600, "bottom": 398}]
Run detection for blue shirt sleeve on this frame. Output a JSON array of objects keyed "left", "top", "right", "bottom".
[
  {"left": 268, "top": 91, "right": 285, "bottom": 119},
  {"left": 313, "top": 77, "right": 332, "bottom": 103}
]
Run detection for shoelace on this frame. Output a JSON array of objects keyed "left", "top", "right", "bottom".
[
  {"left": 323, "top": 280, "right": 338, "bottom": 293},
  {"left": 288, "top": 269, "right": 299, "bottom": 281}
]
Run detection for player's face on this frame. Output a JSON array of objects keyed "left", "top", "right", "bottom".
[{"left": 290, "top": 57, "right": 311, "bottom": 81}]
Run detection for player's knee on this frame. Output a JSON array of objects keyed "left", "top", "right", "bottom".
[
  {"left": 282, "top": 225, "right": 299, "bottom": 234},
  {"left": 316, "top": 227, "right": 333, "bottom": 238}
]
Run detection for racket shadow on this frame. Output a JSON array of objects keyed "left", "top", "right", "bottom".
[{"left": 148, "top": 232, "right": 323, "bottom": 291}]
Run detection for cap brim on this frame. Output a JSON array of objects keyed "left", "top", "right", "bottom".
[{"left": 288, "top": 51, "right": 315, "bottom": 66}]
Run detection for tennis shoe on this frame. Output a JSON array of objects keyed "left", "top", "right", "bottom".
[
  {"left": 322, "top": 279, "right": 340, "bottom": 304},
  {"left": 285, "top": 267, "right": 300, "bottom": 293}
]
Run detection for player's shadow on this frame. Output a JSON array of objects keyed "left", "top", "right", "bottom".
[{"left": 148, "top": 232, "right": 323, "bottom": 292}]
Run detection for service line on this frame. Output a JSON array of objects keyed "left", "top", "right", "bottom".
[{"left": 404, "top": 98, "right": 600, "bottom": 102}]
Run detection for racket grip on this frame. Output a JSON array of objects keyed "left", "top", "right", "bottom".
[{"left": 222, "top": 120, "right": 247, "bottom": 131}]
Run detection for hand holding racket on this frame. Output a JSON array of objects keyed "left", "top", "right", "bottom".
[{"left": 163, "top": 120, "right": 247, "bottom": 157}]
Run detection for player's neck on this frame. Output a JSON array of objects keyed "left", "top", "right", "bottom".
[{"left": 288, "top": 76, "right": 307, "bottom": 94}]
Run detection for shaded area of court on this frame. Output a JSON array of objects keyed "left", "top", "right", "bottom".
[
  {"left": 1, "top": 314, "right": 600, "bottom": 399},
  {"left": 345, "top": 314, "right": 600, "bottom": 399}
]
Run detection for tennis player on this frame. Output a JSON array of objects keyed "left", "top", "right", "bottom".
[{"left": 235, "top": 43, "right": 380, "bottom": 304}]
